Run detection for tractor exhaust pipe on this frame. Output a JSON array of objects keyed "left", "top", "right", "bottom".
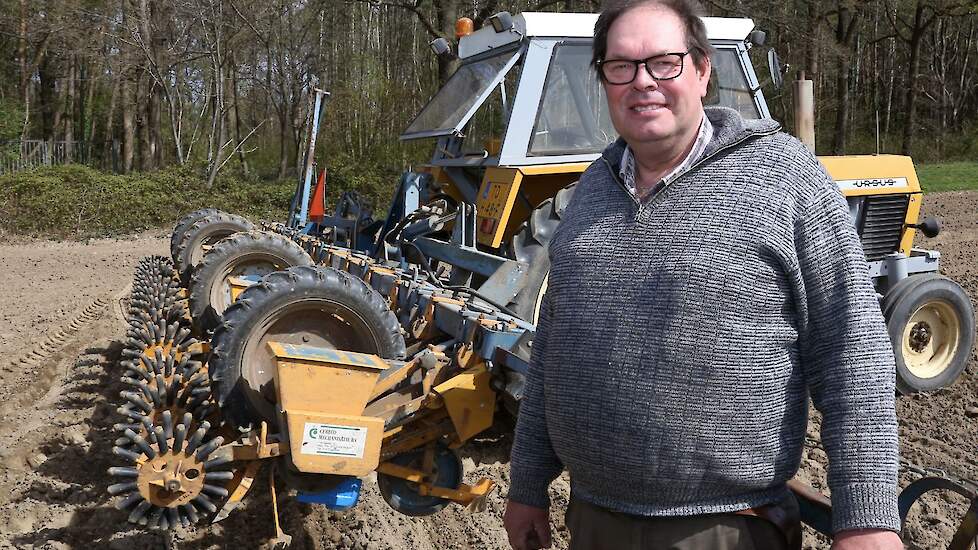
[{"left": 794, "top": 71, "right": 816, "bottom": 152}]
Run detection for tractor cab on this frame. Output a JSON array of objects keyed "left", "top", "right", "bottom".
[{"left": 386, "top": 12, "right": 770, "bottom": 262}]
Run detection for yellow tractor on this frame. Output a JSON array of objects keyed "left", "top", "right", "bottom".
[{"left": 107, "top": 10, "right": 977, "bottom": 546}]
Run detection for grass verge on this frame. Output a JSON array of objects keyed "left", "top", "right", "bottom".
[{"left": 916, "top": 161, "right": 978, "bottom": 193}]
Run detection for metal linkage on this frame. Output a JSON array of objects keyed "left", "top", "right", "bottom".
[
  {"left": 802, "top": 436, "right": 978, "bottom": 548},
  {"left": 281, "top": 231, "right": 532, "bottom": 365}
]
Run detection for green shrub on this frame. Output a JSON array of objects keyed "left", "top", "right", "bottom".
[{"left": 0, "top": 164, "right": 296, "bottom": 238}]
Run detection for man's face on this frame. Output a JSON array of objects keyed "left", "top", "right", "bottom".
[{"left": 602, "top": 5, "right": 711, "bottom": 152}]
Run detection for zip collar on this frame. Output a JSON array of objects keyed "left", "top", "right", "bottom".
[{"left": 599, "top": 107, "right": 782, "bottom": 208}]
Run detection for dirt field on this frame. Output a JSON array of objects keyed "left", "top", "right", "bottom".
[{"left": 0, "top": 192, "right": 976, "bottom": 549}]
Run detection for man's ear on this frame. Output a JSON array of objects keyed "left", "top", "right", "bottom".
[{"left": 697, "top": 57, "right": 712, "bottom": 98}]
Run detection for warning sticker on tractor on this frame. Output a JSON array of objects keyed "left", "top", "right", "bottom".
[{"left": 300, "top": 423, "right": 367, "bottom": 458}]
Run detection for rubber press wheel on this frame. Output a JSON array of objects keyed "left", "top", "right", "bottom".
[
  {"left": 170, "top": 208, "right": 227, "bottom": 267},
  {"left": 174, "top": 212, "right": 255, "bottom": 284},
  {"left": 377, "top": 443, "right": 463, "bottom": 516},
  {"left": 882, "top": 274, "right": 976, "bottom": 394},
  {"left": 189, "top": 231, "right": 314, "bottom": 333},
  {"left": 506, "top": 183, "right": 576, "bottom": 324},
  {"left": 208, "top": 265, "right": 406, "bottom": 431}
]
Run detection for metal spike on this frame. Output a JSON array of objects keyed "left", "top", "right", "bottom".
[
  {"left": 204, "top": 471, "right": 234, "bottom": 481},
  {"left": 108, "top": 481, "right": 138, "bottom": 495},
  {"left": 164, "top": 323, "right": 177, "bottom": 346},
  {"left": 181, "top": 503, "right": 199, "bottom": 525},
  {"left": 195, "top": 436, "right": 224, "bottom": 460},
  {"left": 165, "top": 508, "right": 178, "bottom": 530},
  {"left": 112, "top": 446, "right": 142, "bottom": 463},
  {"left": 147, "top": 506, "right": 163, "bottom": 529},
  {"left": 172, "top": 424, "right": 187, "bottom": 454},
  {"left": 192, "top": 494, "right": 217, "bottom": 513},
  {"left": 128, "top": 499, "right": 152, "bottom": 523},
  {"left": 108, "top": 466, "right": 139, "bottom": 478},
  {"left": 203, "top": 454, "right": 233, "bottom": 470},
  {"left": 162, "top": 411, "right": 173, "bottom": 441},
  {"left": 114, "top": 436, "right": 131, "bottom": 447},
  {"left": 124, "top": 429, "right": 157, "bottom": 459},
  {"left": 184, "top": 422, "right": 210, "bottom": 455},
  {"left": 201, "top": 484, "right": 229, "bottom": 498},
  {"left": 115, "top": 491, "right": 143, "bottom": 510},
  {"left": 154, "top": 427, "right": 169, "bottom": 454},
  {"left": 121, "top": 391, "right": 153, "bottom": 413}
]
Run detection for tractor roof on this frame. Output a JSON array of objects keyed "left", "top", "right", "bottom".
[{"left": 459, "top": 12, "right": 756, "bottom": 59}]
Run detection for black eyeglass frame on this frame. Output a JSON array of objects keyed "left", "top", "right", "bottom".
[{"left": 596, "top": 50, "right": 695, "bottom": 85}]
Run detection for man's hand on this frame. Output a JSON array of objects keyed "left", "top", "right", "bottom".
[
  {"left": 504, "top": 500, "right": 552, "bottom": 550},
  {"left": 831, "top": 529, "right": 903, "bottom": 549}
]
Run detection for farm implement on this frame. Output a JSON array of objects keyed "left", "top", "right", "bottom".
[{"left": 104, "top": 11, "right": 978, "bottom": 547}]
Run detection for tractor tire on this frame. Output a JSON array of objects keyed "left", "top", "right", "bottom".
[
  {"left": 189, "top": 231, "right": 314, "bottom": 334},
  {"left": 208, "top": 265, "right": 406, "bottom": 431},
  {"left": 174, "top": 212, "right": 255, "bottom": 284},
  {"left": 170, "top": 208, "right": 226, "bottom": 268},
  {"left": 882, "top": 274, "right": 976, "bottom": 394},
  {"left": 506, "top": 183, "right": 576, "bottom": 324}
]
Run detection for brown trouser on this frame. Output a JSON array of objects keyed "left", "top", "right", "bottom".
[{"left": 565, "top": 494, "right": 801, "bottom": 550}]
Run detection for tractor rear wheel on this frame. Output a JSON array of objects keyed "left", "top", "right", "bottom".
[
  {"left": 170, "top": 209, "right": 225, "bottom": 267},
  {"left": 883, "top": 274, "right": 976, "bottom": 394},
  {"left": 506, "top": 183, "right": 576, "bottom": 325},
  {"left": 174, "top": 213, "right": 255, "bottom": 284},
  {"left": 208, "top": 265, "right": 406, "bottom": 431},
  {"left": 189, "top": 231, "right": 314, "bottom": 334}
]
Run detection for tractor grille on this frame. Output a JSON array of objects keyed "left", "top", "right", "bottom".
[{"left": 858, "top": 194, "right": 910, "bottom": 261}]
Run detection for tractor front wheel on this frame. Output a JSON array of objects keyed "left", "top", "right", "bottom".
[{"left": 883, "top": 274, "right": 976, "bottom": 394}]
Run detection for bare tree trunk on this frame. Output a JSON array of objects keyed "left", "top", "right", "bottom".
[
  {"left": 64, "top": 56, "right": 76, "bottom": 159},
  {"left": 121, "top": 71, "right": 135, "bottom": 173},
  {"left": 901, "top": 1, "right": 927, "bottom": 157},
  {"left": 103, "top": 74, "right": 120, "bottom": 170},
  {"left": 229, "top": 54, "right": 249, "bottom": 175}
]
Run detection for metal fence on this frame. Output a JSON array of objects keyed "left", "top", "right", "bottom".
[{"left": 0, "top": 140, "right": 97, "bottom": 175}]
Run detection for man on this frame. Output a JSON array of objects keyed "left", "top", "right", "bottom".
[{"left": 503, "top": 1, "right": 903, "bottom": 549}]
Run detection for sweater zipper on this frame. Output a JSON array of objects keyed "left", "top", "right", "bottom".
[{"left": 601, "top": 125, "right": 782, "bottom": 215}]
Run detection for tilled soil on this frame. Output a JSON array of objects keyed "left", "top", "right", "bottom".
[{"left": 0, "top": 193, "right": 976, "bottom": 549}]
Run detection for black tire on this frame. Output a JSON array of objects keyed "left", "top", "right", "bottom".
[
  {"left": 170, "top": 208, "right": 227, "bottom": 268},
  {"left": 882, "top": 274, "right": 976, "bottom": 394},
  {"left": 506, "top": 183, "right": 576, "bottom": 324},
  {"left": 175, "top": 212, "right": 255, "bottom": 284},
  {"left": 189, "top": 231, "right": 314, "bottom": 334},
  {"left": 209, "top": 265, "right": 406, "bottom": 431}
]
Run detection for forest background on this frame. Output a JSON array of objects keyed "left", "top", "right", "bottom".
[{"left": 0, "top": 0, "right": 977, "bottom": 236}]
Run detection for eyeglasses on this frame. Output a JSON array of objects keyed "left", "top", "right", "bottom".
[{"left": 597, "top": 51, "right": 691, "bottom": 85}]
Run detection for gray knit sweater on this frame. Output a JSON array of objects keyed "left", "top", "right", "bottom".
[{"left": 508, "top": 106, "right": 900, "bottom": 533}]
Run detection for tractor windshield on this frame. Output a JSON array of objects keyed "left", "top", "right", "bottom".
[
  {"left": 401, "top": 50, "right": 521, "bottom": 140},
  {"left": 527, "top": 43, "right": 763, "bottom": 156},
  {"left": 705, "top": 47, "right": 761, "bottom": 119}
]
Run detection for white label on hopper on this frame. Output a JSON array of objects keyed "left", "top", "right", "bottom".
[{"left": 301, "top": 423, "right": 367, "bottom": 458}]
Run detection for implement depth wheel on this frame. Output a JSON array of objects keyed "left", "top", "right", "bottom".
[
  {"left": 377, "top": 443, "right": 462, "bottom": 516},
  {"left": 170, "top": 209, "right": 226, "bottom": 268},
  {"left": 208, "top": 266, "right": 405, "bottom": 431},
  {"left": 189, "top": 231, "right": 313, "bottom": 334},
  {"left": 883, "top": 274, "right": 976, "bottom": 394},
  {"left": 175, "top": 212, "right": 255, "bottom": 284}
]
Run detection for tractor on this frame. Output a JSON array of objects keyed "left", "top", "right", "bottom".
[{"left": 108, "top": 11, "right": 978, "bottom": 547}]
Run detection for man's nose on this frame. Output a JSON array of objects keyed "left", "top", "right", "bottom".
[{"left": 632, "top": 62, "right": 658, "bottom": 90}]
